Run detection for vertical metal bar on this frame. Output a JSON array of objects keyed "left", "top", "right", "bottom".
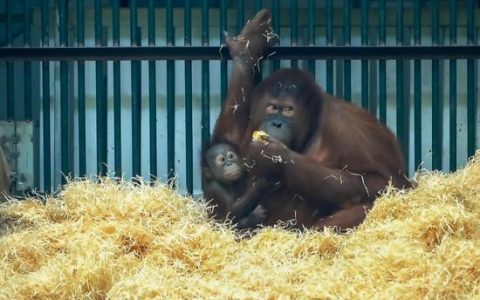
[
  {"left": 290, "top": 0, "right": 298, "bottom": 68},
  {"left": 41, "top": 0, "right": 51, "bottom": 192},
  {"left": 95, "top": 0, "right": 107, "bottom": 176},
  {"left": 413, "top": 0, "right": 422, "bottom": 169},
  {"left": 6, "top": 0, "right": 14, "bottom": 120},
  {"left": 220, "top": 0, "right": 227, "bottom": 105},
  {"left": 59, "top": 0, "right": 69, "bottom": 183},
  {"left": 396, "top": 0, "right": 409, "bottom": 168},
  {"left": 467, "top": 0, "right": 476, "bottom": 158},
  {"left": 307, "top": 0, "right": 315, "bottom": 75},
  {"left": 201, "top": 0, "right": 210, "bottom": 150},
  {"left": 255, "top": 0, "right": 261, "bottom": 12},
  {"left": 379, "top": 0, "right": 386, "bottom": 124},
  {"left": 361, "top": 0, "right": 369, "bottom": 110},
  {"left": 131, "top": 0, "right": 141, "bottom": 177},
  {"left": 113, "top": 0, "right": 121, "bottom": 177},
  {"left": 78, "top": 0, "right": 86, "bottom": 177},
  {"left": 166, "top": 0, "right": 175, "bottom": 180},
  {"left": 326, "top": 0, "right": 333, "bottom": 94},
  {"left": 449, "top": 0, "right": 457, "bottom": 171},
  {"left": 431, "top": 0, "right": 442, "bottom": 170},
  {"left": 343, "top": 0, "right": 351, "bottom": 101},
  {"left": 236, "top": 0, "right": 244, "bottom": 34},
  {"left": 272, "top": 0, "right": 280, "bottom": 72},
  {"left": 148, "top": 0, "right": 157, "bottom": 180},
  {"left": 185, "top": 0, "right": 193, "bottom": 194},
  {"left": 24, "top": 0, "right": 32, "bottom": 120},
  {"left": 25, "top": 0, "right": 37, "bottom": 187}
]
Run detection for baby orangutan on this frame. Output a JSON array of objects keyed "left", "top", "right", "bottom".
[{"left": 202, "top": 142, "right": 271, "bottom": 229}]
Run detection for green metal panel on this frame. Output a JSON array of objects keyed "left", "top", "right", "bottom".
[
  {"left": 166, "top": 0, "right": 175, "bottom": 180},
  {"left": 396, "top": 0, "right": 409, "bottom": 167},
  {"left": 467, "top": 0, "right": 476, "bottom": 158},
  {"left": 449, "top": 0, "right": 457, "bottom": 171},
  {"left": 220, "top": 0, "right": 227, "bottom": 105},
  {"left": 112, "top": 0, "right": 121, "bottom": 177},
  {"left": 343, "top": 0, "right": 351, "bottom": 101},
  {"left": 41, "top": 0, "right": 51, "bottom": 192},
  {"left": 59, "top": 0, "right": 69, "bottom": 183},
  {"left": 95, "top": 0, "right": 107, "bottom": 177},
  {"left": 131, "top": 0, "right": 141, "bottom": 177},
  {"left": 25, "top": 0, "right": 37, "bottom": 187},
  {"left": 77, "top": 0, "right": 86, "bottom": 177},
  {"left": 432, "top": 0, "right": 442, "bottom": 170},
  {"left": 6, "top": 0, "right": 13, "bottom": 120},
  {"left": 201, "top": 0, "right": 210, "bottom": 150},
  {"left": 307, "top": 0, "right": 315, "bottom": 75},
  {"left": 24, "top": 1, "right": 32, "bottom": 120},
  {"left": 255, "top": 0, "right": 261, "bottom": 12},
  {"left": 236, "top": 0, "right": 244, "bottom": 34},
  {"left": 184, "top": 0, "right": 193, "bottom": 194},
  {"left": 290, "top": 0, "right": 298, "bottom": 68},
  {"left": 361, "top": 0, "right": 369, "bottom": 110},
  {"left": 378, "top": 0, "right": 386, "bottom": 124},
  {"left": 2, "top": 1, "right": 480, "bottom": 193},
  {"left": 326, "top": 0, "right": 333, "bottom": 93},
  {"left": 413, "top": 0, "right": 422, "bottom": 170},
  {"left": 148, "top": 0, "right": 157, "bottom": 180}
]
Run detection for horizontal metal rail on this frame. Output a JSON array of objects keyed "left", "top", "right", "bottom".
[{"left": 1, "top": 46, "right": 480, "bottom": 61}]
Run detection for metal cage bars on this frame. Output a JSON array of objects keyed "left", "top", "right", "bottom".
[{"left": 0, "top": 0, "right": 479, "bottom": 195}]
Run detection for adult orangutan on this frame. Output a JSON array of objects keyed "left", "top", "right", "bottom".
[{"left": 205, "top": 9, "right": 411, "bottom": 231}]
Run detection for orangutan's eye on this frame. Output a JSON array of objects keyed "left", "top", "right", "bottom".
[
  {"left": 227, "top": 151, "right": 237, "bottom": 160},
  {"left": 282, "top": 106, "right": 295, "bottom": 118},
  {"left": 215, "top": 155, "right": 226, "bottom": 166},
  {"left": 266, "top": 103, "right": 279, "bottom": 114}
]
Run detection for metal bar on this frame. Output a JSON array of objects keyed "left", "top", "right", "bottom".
[
  {"left": 255, "top": 0, "right": 261, "bottom": 12},
  {"left": 95, "top": 0, "right": 107, "bottom": 176},
  {"left": 326, "top": 0, "right": 333, "bottom": 93},
  {"left": 449, "top": 0, "right": 457, "bottom": 171},
  {"left": 307, "top": 0, "right": 315, "bottom": 75},
  {"left": 467, "top": 0, "right": 476, "bottom": 158},
  {"left": 378, "top": 0, "right": 386, "bottom": 123},
  {"left": 220, "top": 0, "right": 227, "bottom": 105},
  {"left": 113, "top": 0, "right": 121, "bottom": 177},
  {"left": 24, "top": 0, "right": 32, "bottom": 120},
  {"left": 59, "top": 0, "right": 69, "bottom": 183},
  {"left": 148, "top": 0, "right": 157, "bottom": 180},
  {"left": 343, "top": 0, "right": 351, "bottom": 101},
  {"left": 272, "top": 0, "right": 280, "bottom": 72},
  {"left": 2, "top": 46, "right": 480, "bottom": 61},
  {"left": 25, "top": 0, "right": 37, "bottom": 187},
  {"left": 396, "top": 0, "right": 408, "bottom": 168},
  {"left": 413, "top": 0, "right": 422, "bottom": 170},
  {"left": 41, "top": 0, "right": 51, "bottom": 192},
  {"left": 201, "top": 0, "right": 210, "bottom": 151},
  {"left": 361, "top": 0, "right": 369, "bottom": 110},
  {"left": 6, "top": 0, "right": 14, "bottom": 120},
  {"left": 78, "top": 0, "right": 86, "bottom": 177},
  {"left": 432, "top": 0, "right": 442, "bottom": 170},
  {"left": 185, "top": 0, "right": 193, "bottom": 194},
  {"left": 290, "top": 0, "right": 298, "bottom": 68},
  {"left": 131, "top": 0, "right": 141, "bottom": 177},
  {"left": 166, "top": 0, "right": 175, "bottom": 180},
  {"left": 236, "top": 0, "right": 244, "bottom": 34},
  {"left": 5, "top": 0, "right": 11, "bottom": 45}
]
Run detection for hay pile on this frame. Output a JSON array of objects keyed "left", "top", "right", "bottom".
[{"left": 1, "top": 156, "right": 480, "bottom": 299}]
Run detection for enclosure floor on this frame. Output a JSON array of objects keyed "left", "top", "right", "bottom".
[{"left": 1, "top": 154, "right": 480, "bottom": 299}]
